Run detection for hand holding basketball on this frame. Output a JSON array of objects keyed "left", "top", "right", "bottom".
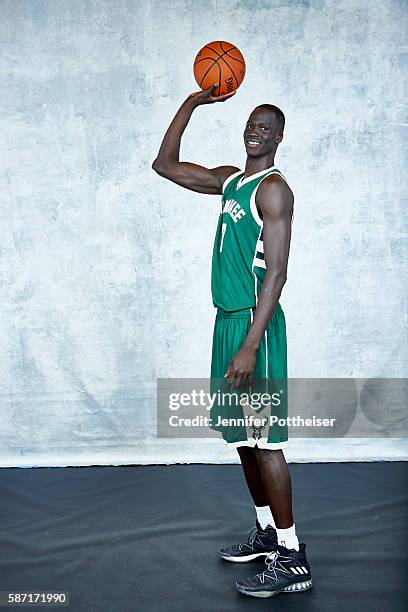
[{"left": 187, "top": 83, "right": 236, "bottom": 106}]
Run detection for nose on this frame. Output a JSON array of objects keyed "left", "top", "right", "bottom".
[
  {"left": 246, "top": 132, "right": 261, "bottom": 142},
  {"left": 246, "top": 128, "right": 260, "bottom": 138}
]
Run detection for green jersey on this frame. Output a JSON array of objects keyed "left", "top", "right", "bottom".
[{"left": 211, "top": 165, "right": 287, "bottom": 311}]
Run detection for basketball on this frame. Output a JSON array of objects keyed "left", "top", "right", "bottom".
[{"left": 193, "top": 41, "right": 245, "bottom": 97}]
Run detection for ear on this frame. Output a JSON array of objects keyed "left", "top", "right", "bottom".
[{"left": 275, "top": 132, "right": 283, "bottom": 145}]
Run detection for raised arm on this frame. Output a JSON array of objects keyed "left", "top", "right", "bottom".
[{"left": 152, "top": 84, "right": 239, "bottom": 195}]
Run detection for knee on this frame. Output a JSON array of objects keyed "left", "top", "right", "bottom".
[
  {"left": 255, "top": 448, "right": 283, "bottom": 465},
  {"left": 237, "top": 446, "right": 255, "bottom": 460}
]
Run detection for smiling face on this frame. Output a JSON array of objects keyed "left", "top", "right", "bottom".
[{"left": 243, "top": 107, "right": 283, "bottom": 157}]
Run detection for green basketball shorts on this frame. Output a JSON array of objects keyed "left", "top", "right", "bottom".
[{"left": 209, "top": 303, "right": 288, "bottom": 449}]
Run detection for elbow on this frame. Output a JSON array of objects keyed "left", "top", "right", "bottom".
[
  {"left": 280, "top": 272, "right": 288, "bottom": 289},
  {"left": 266, "top": 268, "right": 287, "bottom": 287},
  {"left": 276, "top": 272, "right": 287, "bottom": 291},
  {"left": 152, "top": 158, "right": 172, "bottom": 178},
  {"left": 151, "top": 158, "right": 161, "bottom": 173}
]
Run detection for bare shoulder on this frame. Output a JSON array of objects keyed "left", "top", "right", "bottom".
[
  {"left": 259, "top": 172, "right": 294, "bottom": 201},
  {"left": 213, "top": 165, "right": 241, "bottom": 182},
  {"left": 210, "top": 165, "right": 241, "bottom": 194},
  {"left": 215, "top": 165, "right": 241, "bottom": 175},
  {"left": 256, "top": 172, "right": 294, "bottom": 217}
]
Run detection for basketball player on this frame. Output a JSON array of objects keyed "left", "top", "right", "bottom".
[{"left": 152, "top": 83, "right": 312, "bottom": 598}]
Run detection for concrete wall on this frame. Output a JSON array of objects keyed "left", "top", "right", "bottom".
[{"left": 1, "top": 0, "right": 407, "bottom": 466}]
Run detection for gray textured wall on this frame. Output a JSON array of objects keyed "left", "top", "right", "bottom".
[{"left": 1, "top": 0, "right": 407, "bottom": 466}]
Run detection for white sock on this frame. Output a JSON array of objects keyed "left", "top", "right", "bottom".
[
  {"left": 255, "top": 505, "right": 276, "bottom": 529},
  {"left": 276, "top": 524, "right": 299, "bottom": 551}
]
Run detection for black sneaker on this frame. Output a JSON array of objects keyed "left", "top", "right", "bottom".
[
  {"left": 236, "top": 543, "right": 312, "bottom": 597},
  {"left": 219, "top": 520, "right": 278, "bottom": 562}
]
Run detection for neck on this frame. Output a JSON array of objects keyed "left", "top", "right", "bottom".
[{"left": 244, "top": 154, "right": 276, "bottom": 178}]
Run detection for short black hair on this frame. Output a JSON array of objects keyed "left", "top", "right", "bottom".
[{"left": 254, "top": 104, "right": 285, "bottom": 132}]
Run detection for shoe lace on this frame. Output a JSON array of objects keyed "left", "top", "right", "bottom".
[
  {"left": 258, "top": 550, "right": 292, "bottom": 584},
  {"left": 237, "top": 526, "right": 259, "bottom": 551}
]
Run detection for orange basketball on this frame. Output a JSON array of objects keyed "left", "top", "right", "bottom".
[{"left": 193, "top": 41, "right": 246, "bottom": 97}]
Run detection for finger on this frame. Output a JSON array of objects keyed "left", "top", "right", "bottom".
[
  {"left": 235, "top": 373, "right": 243, "bottom": 389},
  {"left": 205, "top": 82, "right": 219, "bottom": 95},
  {"left": 245, "top": 372, "right": 253, "bottom": 388},
  {"left": 214, "top": 91, "right": 237, "bottom": 102},
  {"left": 224, "top": 365, "right": 232, "bottom": 378},
  {"left": 240, "top": 373, "right": 249, "bottom": 388},
  {"left": 227, "top": 371, "right": 236, "bottom": 389}
]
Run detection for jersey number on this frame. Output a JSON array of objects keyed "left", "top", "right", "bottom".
[{"left": 219, "top": 223, "right": 227, "bottom": 253}]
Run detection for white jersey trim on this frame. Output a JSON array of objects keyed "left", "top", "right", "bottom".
[
  {"left": 236, "top": 164, "right": 277, "bottom": 189},
  {"left": 227, "top": 439, "right": 289, "bottom": 450},
  {"left": 253, "top": 257, "right": 266, "bottom": 269},
  {"left": 251, "top": 227, "right": 263, "bottom": 305},
  {"left": 221, "top": 170, "right": 244, "bottom": 195},
  {"left": 265, "top": 328, "right": 269, "bottom": 378}
]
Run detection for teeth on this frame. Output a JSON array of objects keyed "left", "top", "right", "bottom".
[{"left": 248, "top": 140, "right": 259, "bottom": 145}]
